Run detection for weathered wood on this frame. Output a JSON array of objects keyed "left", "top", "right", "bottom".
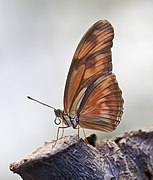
[{"left": 10, "top": 126, "right": 153, "bottom": 180}]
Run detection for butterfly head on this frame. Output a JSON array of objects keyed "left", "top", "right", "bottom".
[{"left": 54, "top": 109, "right": 63, "bottom": 125}]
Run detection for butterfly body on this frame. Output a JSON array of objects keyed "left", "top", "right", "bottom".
[
  {"left": 55, "top": 20, "right": 124, "bottom": 132},
  {"left": 54, "top": 109, "right": 79, "bottom": 128}
]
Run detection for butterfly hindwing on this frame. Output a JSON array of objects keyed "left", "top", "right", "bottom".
[{"left": 79, "top": 74, "right": 124, "bottom": 131}]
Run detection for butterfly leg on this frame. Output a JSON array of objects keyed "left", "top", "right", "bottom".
[
  {"left": 77, "top": 126, "right": 80, "bottom": 139},
  {"left": 52, "top": 126, "right": 68, "bottom": 148},
  {"left": 77, "top": 126, "right": 87, "bottom": 142},
  {"left": 82, "top": 128, "right": 88, "bottom": 143},
  {"left": 57, "top": 126, "right": 69, "bottom": 141},
  {"left": 60, "top": 121, "right": 65, "bottom": 138}
]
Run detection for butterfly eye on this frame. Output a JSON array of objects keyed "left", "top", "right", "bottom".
[{"left": 54, "top": 117, "right": 61, "bottom": 125}]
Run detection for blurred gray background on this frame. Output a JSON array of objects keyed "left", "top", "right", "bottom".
[{"left": 1, "top": 0, "right": 153, "bottom": 179}]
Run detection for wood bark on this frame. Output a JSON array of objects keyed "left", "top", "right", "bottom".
[{"left": 10, "top": 126, "right": 153, "bottom": 180}]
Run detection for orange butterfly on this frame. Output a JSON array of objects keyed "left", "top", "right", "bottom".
[{"left": 28, "top": 20, "right": 124, "bottom": 133}]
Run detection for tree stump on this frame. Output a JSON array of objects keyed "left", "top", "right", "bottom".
[{"left": 9, "top": 126, "right": 153, "bottom": 180}]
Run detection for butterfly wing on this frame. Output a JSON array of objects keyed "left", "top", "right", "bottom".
[
  {"left": 79, "top": 74, "right": 124, "bottom": 131},
  {"left": 64, "top": 20, "right": 123, "bottom": 131}
]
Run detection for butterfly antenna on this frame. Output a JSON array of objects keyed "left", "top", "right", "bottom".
[{"left": 27, "top": 96, "right": 56, "bottom": 110}]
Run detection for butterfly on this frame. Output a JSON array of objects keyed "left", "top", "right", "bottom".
[{"left": 28, "top": 20, "right": 124, "bottom": 133}]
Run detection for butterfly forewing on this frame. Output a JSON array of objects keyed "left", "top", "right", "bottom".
[
  {"left": 64, "top": 20, "right": 123, "bottom": 131},
  {"left": 64, "top": 20, "right": 113, "bottom": 113}
]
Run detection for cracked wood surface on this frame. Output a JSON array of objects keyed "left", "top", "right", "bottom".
[{"left": 10, "top": 126, "right": 153, "bottom": 180}]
